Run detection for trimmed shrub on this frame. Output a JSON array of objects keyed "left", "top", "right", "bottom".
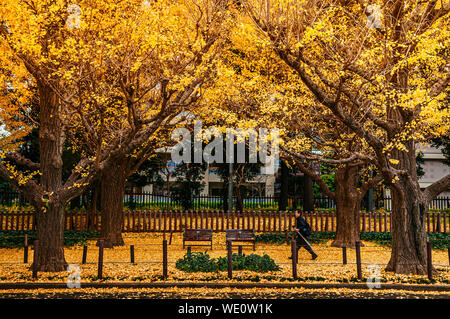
[{"left": 176, "top": 251, "right": 280, "bottom": 273}]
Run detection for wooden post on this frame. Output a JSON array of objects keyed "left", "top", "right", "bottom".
[
  {"left": 238, "top": 245, "right": 243, "bottom": 257},
  {"left": 378, "top": 212, "right": 382, "bottom": 233},
  {"left": 355, "top": 241, "right": 362, "bottom": 280},
  {"left": 32, "top": 240, "right": 38, "bottom": 278},
  {"left": 362, "top": 212, "right": 366, "bottom": 232},
  {"left": 278, "top": 211, "right": 282, "bottom": 232},
  {"left": 291, "top": 235, "right": 297, "bottom": 279},
  {"left": 448, "top": 246, "right": 450, "bottom": 266},
  {"left": 285, "top": 230, "right": 289, "bottom": 245},
  {"left": 187, "top": 246, "right": 192, "bottom": 256},
  {"left": 437, "top": 213, "right": 441, "bottom": 233},
  {"left": 427, "top": 240, "right": 433, "bottom": 281},
  {"left": 331, "top": 211, "right": 335, "bottom": 231},
  {"left": 82, "top": 245, "right": 87, "bottom": 264},
  {"left": 23, "top": 234, "right": 28, "bottom": 264},
  {"left": 163, "top": 239, "right": 168, "bottom": 279},
  {"left": 227, "top": 240, "right": 232, "bottom": 279},
  {"left": 97, "top": 240, "right": 104, "bottom": 279},
  {"left": 442, "top": 212, "right": 447, "bottom": 233},
  {"left": 130, "top": 245, "right": 135, "bottom": 264},
  {"left": 342, "top": 245, "right": 347, "bottom": 265},
  {"left": 258, "top": 211, "right": 262, "bottom": 232}
]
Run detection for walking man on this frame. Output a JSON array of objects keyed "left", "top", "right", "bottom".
[{"left": 290, "top": 211, "right": 318, "bottom": 260}]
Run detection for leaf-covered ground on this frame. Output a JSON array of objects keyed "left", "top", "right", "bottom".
[{"left": 0, "top": 232, "right": 448, "bottom": 286}]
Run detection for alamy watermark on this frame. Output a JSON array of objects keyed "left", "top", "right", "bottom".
[
  {"left": 66, "top": 4, "right": 81, "bottom": 29},
  {"left": 171, "top": 121, "right": 279, "bottom": 175},
  {"left": 366, "top": 4, "right": 382, "bottom": 29},
  {"left": 366, "top": 264, "right": 381, "bottom": 289},
  {"left": 67, "top": 264, "right": 81, "bottom": 288}
]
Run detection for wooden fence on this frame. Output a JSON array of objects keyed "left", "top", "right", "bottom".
[{"left": 0, "top": 209, "right": 449, "bottom": 234}]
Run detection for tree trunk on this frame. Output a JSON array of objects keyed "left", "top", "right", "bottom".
[
  {"left": 279, "top": 161, "right": 289, "bottom": 211},
  {"left": 303, "top": 175, "right": 314, "bottom": 211},
  {"left": 34, "top": 203, "right": 67, "bottom": 271},
  {"left": 236, "top": 184, "right": 244, "bottom": 212},
  {"left": 332, "top": 165, "right": 361, "bottom": 248},
  {"left": 222, "top": 184, "right": 229, "bottom": 211},
  {"left": 99, "top": 162, "right": 127, "bottom": 248},
  {"left": 33, "top": 83, "right": 67, "bottom": 272},
  {"left": 386, "top": 141, "right": 428, "bottom": 275}
]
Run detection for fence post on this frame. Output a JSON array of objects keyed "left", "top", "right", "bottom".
[
  {"left": 285, "top": 230, "right": 289, "bottom": 245},
  {"left": 163, "top": 239, "right": 168, "bottom": 279},
  {"left": 355, "top": 241, "right": 362, "bottom": 280},
  {"left": 427, "top": 240, "right": 433, "bottom": 281},
  {"left": 82, "top": 245, "right": 87, "bottom": 264},
  {"left": 32, "top": 240, "right": 38, "bottom": 278},
  {"left": 342, "top": 245, "right": 347, "bottom": 265},
  {"left": 227, "top": 240, "right": 232, "bottom": 279},
  {"left": 238, "top": 245, "right": 243, "bottom": 257},
  {"left": 437, "top": 213, "right": 441, "bottom": 233},
  {"left": 97, "top": 240, "right": 104, "bottom": 279},
  {"left": 291, "top": 235, "right": 297, "bottom": 279},
  {"left": 130, "top": 245, "right": 135, "bottom": 264},
  {"left": 23, "top": 234, "right": 28, "bottom": 264},
  {"left": 187, "top": 246, "right": 192, "bottom": 257},
  {"left": 447, "top": 246, "right": 450, "bottom": 266}
]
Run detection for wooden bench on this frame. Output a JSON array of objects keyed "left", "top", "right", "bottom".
[
  {"left": 226, "top": 229, "right": 255, "bottom": 251},
  {"left": 183, "top": 229, "right": 213, "bottom": 250}
]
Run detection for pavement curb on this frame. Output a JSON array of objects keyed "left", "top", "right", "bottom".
[{"left": 0, "top": 282, "right": 448, "bottom": 292}]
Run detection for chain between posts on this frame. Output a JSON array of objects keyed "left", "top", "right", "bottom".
[{"left": 9, "top": 234, "right": 448, "bottom": 282}]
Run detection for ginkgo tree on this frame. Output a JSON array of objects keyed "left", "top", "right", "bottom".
[
  {"left": 0, "top": 0, "right": 233, "bottom": 270},
  {"left": 236, "top": 0, "right": 450, "bottom": 274},
  {"left": 206, "top": 32, "right": 383, "bottom": 248}
]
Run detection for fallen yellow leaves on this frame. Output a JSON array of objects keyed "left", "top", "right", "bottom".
[{"left": 0, "top": 233, "right": 448, "bottom": 285}]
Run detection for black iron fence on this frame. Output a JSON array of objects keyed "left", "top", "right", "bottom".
[
  {"left": 122, "top": 192, "right": 450, "bottom": 211},
  {"left": 123, "top": 193, "right": 337, "bottom": 210},
  {"left": 1, "top": 187, "right": 449, "bottom": 211}
]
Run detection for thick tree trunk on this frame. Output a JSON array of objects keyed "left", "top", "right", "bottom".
[
  {"left": 99, "top": 163, "right": 127, "bottom": 248},
  {"left": 32, "top": 83, "right": 67, "bottom": 272},
  {"left": 34, "top": 203, "right": 67, "bottom": 271},
  {"left": 332, "top": 165, "right": 361, "bottom": 248},
  {"left": 386, "top": 142, "right": 428, "bottom": 275}
]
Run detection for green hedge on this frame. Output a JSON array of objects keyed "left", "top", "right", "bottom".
[
  {"left": 175, "top": 251, "right": 279, "bottom": 273},
  {"left": 0, "top": 230, "right": 99, "bottom": 248}
]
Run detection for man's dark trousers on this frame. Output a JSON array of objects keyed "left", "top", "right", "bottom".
[{"left": 294, "top": 232, "right": 317, "bottom": 259}]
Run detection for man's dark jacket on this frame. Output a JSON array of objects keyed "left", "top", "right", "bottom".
[{"left": 295, "top": 215, "right": 311, "bottom": 238}]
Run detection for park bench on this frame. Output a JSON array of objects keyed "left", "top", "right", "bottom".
[
  {"left": 226, "top": 229, "right": 256, "bottom": 251},
  {"left": 183, "top": 229, "right": 213, "bottom": 250}
]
